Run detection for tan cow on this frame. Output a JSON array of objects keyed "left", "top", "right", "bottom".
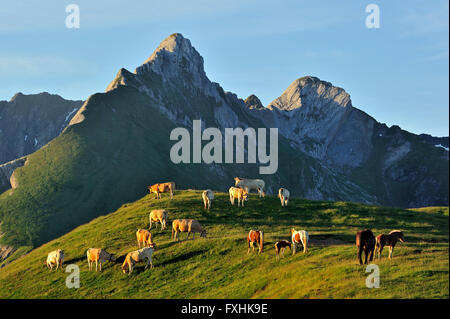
[
  {"left": 86, "top": 248, "right": 116, "bottom": 272},
  {"left": 149, "top": 209, "right": 168, "bottom": 230},
  {"left": 234, "top": 177, "right": 265, "bottom": 197},
  {"left": 172, "top": 219, "right": 206, "bottom": 241},
  {"left": 278, "top": 188, "right": 290, "bottom": 207},
  {"left": 136, "top": 229, "right": 155, "bottom": 249},
  {"left": 121, "top": 247, "right": 154, "bottom": 274},
  {"left": 148, "top": 182, "right": 175, "bottom": 199},
  {"left": 202, "top": 189, "right": 214, "bottom": 210},
  {"left": 46, "top": 249, "right": 64, "bottom": 271},
  {"left": 229, "top": 186, "right": 248, "bottom": 207}
]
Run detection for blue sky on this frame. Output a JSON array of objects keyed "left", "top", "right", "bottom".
[{"left": 0, "top": 0, "right": 448, "bottom": 136}]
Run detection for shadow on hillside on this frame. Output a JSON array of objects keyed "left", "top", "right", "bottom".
[{"left": 157, "top": 249, "right": 206, "bottom": 267}]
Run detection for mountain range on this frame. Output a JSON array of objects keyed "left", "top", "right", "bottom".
[{"left": 0, "top": 33, "right": 448, "bottom": 250}]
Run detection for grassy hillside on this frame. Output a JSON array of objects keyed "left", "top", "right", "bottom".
[{"left": 0, "top": 190, "right": 447, "bottom": 299}]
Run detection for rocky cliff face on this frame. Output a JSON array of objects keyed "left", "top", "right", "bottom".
[{"left": 0, "top": 92, "right": 83, "bottom": 166}]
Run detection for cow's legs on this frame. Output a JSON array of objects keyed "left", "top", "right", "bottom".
[
  {"left": 285, "top": 198, "right": 289, "bottom": 206},
  {"left": 389, "top": 246, "right": 393, "bottom": 260},
  {"left": 292, "top": 242, "right": 297, "bottom": 255},
  {"left": 186, "top": 232, "right": 190, "bottom": 240},
  {"left": 95, "top": 260, "right": 98, "bottom": 272},
  {"left": 100, "top": 262, "right": 102, "bottom": 272},
  {"left": 149, "top": 219, "right": 152, "bottom": 230},
  {"left": 368, "top": 248, "right": 374, "bottom": 262}
]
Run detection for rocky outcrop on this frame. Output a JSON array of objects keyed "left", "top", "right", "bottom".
[
  {"left": 0, "top": 157, "right": 27, "bottom": 193},
  {"left": 244, "top": 95, "right": 264, "bottom": 110},
  {"left": 0, "top": 92, "right": 83, "bottom": 165}
]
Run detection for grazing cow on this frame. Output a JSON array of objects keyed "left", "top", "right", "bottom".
[
  {"left": 247, "top": 230, "right": 264, "bottom": 254},
  {"left": 46, "top": 249, "right": 64, "bottom": 271},
  {"left": 274, "top": 240, "right": 291, "bottom": 260},
  {"left": 148, "top": 182, "right": 175, "bottom": 199},
  {"left": 136, "top": 229, "right": 155, "bottom": 249},
  {"left": 234, "top": 177, "right": 265, "bottom": 197},
  {"left": 278, "top": 188, "right": 290, "bottom": 207},
  {"left": 86, "top": 248, "right": 116, "bottom": 272},
  {"left": 356, "top": 229, "right": 375, "bottom": 265},
  {"left": 121, "top": 247, "right": 154, "bottom": 274},
  {"left": 229, "top": 186, "right": 249, "bottom": 207},
  {"left": 202, "top": 189, "right": 214, "bottom": 210},
  {"left": 172, "top": 219, "right": 206, "bottom": 241},
  {"left": 375, "top": 230, "right": 405, "bottom": 260},
  {"left": 149, "top": 209, "right": 168, "bottom": 230},
  {"left": 291, "top": 228, "right": 309, "bottom": 254}
]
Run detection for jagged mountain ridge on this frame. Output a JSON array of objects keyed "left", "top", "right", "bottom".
[{"left": 0, "top": 33, "right": 447, "bottom": 249}]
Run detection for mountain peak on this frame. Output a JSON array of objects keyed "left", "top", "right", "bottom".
[
  {"left": 268, "top": 76, "right": 352, "bottom": 111},
  {"left": 135, "top": 33, "right": 208, "bottom": 87},
  {"left": 244, "top": 94, "right": 264, "bottom": 109}
]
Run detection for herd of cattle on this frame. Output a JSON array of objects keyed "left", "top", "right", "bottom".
[{"left": 45, "top": 177, "right": 405, "bottom": 275}]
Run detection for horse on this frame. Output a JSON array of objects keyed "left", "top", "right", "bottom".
[
  {"left": 375, "top": 230, "right": 405, "bottom": 260},
  {"left": 274, "top": 240, "right": 291, "bottom": 260},
  {"left": 291, "top": 228, "right": 309, "bottom": 254},
  {"left": 356, "top": 229, "right": 375, "bottom": 265},
  {"left": 247, "top": 230, "right": 264, "bottom": 254}
]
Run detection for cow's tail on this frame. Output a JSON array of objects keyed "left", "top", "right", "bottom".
[{"left": 259, "top": 230, "right": 264, "bottom": 253}]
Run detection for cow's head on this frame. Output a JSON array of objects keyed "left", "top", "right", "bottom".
[
  {"left": 291, "top": 228, "right": 296, "bottom": 234},
  {"left": 398, "top": 232, "right": 405, "bottom": 243},
  {"left": 149, "top": 242, "right": 156, "bottom": 249},
  {"left": 234, "top": 177, "right": 241, "bottom": 186},
  {"left": 201, "top": 230, "right": 207, "bottom": 238},
  {"left": 242, "top": 190, "right": 249, "bottom": 201},
  {"left": 121, "top": 264, "right": 128, "bottom": 274}
]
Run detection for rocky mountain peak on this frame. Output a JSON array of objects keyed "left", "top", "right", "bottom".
[
  {"left": 268, "top": 76, "right": 352, "bottom": 112},
  {"left": 134, "top": 33, "right": 209, "bottom": 87},
  {"left": 244, "top": 94, "right": 265, "bottom": 109}
]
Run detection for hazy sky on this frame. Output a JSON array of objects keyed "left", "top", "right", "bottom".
[{"left": 0, "top": 0, "right": 448, "bottom": 136}]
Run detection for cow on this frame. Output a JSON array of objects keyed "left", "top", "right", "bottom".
[
  {"left": 274, "top": 240, "right": 291, "bottom": 260},
  {"left": 234, "top": 177, "right": 265, "bottom": 198},
  {"left": 229, "top": 186, "right": 248, "bottom": 207},
  {"left": 136, "top": 229, "right": 155, "bottom": 249},
  {"left": 375, "top": 230, "right": 405, "bottom": 260},
  {"left": 278, "top": 188, "right": 290, "bottom": 207},
  {"left": 202, "top": 189, "right": 214, "bottom": 210},
  {"left": 356, "top": 229, "right": 375, "bottom": 265},
  {"left": 247, "top": 230, "right": 264, "bottom": 254},
  {"left": 149, "top": 209, "right": 168, "bottom": 230},
  {"left": 46, "top": 249, "right": 64, "bottom": 271},
  {"left": 291, "top": 228, "right": 309, "bottom": 254},
  {"left": 148, "top": 182, "right": 175, "bottom": 199},
  {"left": 86, "top": 248, "right": 116, "bottom": 272},
  {"left": 172, "top": 219, "right": 206, "bottom": 241},
  {"left": 121, "top": 247, "right": 154, "bottom": 274}
]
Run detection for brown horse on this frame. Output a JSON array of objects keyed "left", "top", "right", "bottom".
[
  {"left": 356, "top": 229, "right": 375, "bottom": 265},
  {"left": 247, "top": 230, "right": 264, "bottom": 254},
  {"left": 375, "top": 230, "right": 405, "bottom": 260}
]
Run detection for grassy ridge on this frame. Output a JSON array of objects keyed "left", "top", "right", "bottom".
[{"left": 0, "top": 190, "right": 448, "bottom": 299}]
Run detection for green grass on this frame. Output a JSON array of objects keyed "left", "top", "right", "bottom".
[{"left": 0, "top": 190, "right": 447, "bottom": 299}]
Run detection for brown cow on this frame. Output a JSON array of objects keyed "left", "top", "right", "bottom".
[
  {"left": 172, "top": 219, "right": 206, "bottom": 241},
  {"left": 356, "top": 229, "right": 375, "bottom": 265},
  {"left": 136, "top": 229, "right": 155, "bottom": 249},
  {"left": 86, "top": 248, "right": 116, "bottom": 272},
  {"left": 148, "top": 182, "right": 175, "bottom": 199}
]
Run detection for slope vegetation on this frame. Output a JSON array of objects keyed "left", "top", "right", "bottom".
[{"left": 0, "top": 190, "right": 447, "bottom": 299}]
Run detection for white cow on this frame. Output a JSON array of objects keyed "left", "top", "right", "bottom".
[
  {"left": 202, "top": 189, "right": 214, "bottom": 210},
  {"left": 278, "top": 188, "right": 290, "bottom": 207},
  {"left": 234, "top": 177, "right": 265, "bottom": 197},
  {"left": 291, "top": 228, "right": 309, "bottom": 254},
  {"left": 121, "top": 247, "right": 154, "bottom": 274},
  {"left": 46, "top": 249, "right": 64, "bottom": 271},
  {"left": 149, "top": 209, "right": 168, "bottom": 230}
]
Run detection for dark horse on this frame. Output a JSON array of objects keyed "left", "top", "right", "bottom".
[
  {"left": 356, "top": 229, "right": 375, "bottom": 265},
  {"left": 375, "top": 230, "right": 405, "bottom": 260}
]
